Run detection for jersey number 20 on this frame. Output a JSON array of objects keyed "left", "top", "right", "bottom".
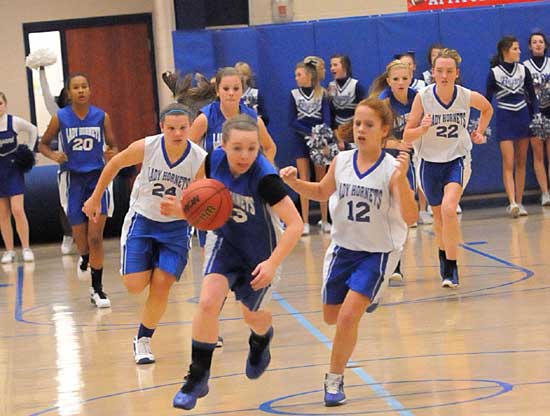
[
  {"left": 347, "top": 201, "right": 370, "bottom": 222},
  {"left": 72, "top": 137, "right": 94, "bottom": 151}
]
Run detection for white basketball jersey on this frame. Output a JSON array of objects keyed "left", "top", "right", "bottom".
[
  {"left": 417, "top": 84, "right": 472, "bottom": 162},
  {"left": 331, "top": 150, "right": 407, "bottom": 252},
  {"left": 128, "top": 134, "right": 207, "bottom": 222}
]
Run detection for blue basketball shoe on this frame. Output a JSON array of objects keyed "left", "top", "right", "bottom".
[
  {"left": 173, "top": 366, "right": 210, "bottom": 410},
  {"left": 324, "top": 373, "right": 346, "bottom": 406},
  {"left": 245, "top": 327, "right": 273, "bottom": 379}
]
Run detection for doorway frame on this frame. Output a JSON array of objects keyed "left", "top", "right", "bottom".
[{"left": 22, "top": 13, "right": 159, "bottom": 126}]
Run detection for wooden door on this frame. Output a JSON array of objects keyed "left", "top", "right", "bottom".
[{"left": 65, "top": 23, "right": 157, "bottom": 150}]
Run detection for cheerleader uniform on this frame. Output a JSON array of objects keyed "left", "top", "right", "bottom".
[
  {"left": 0, "top": 114, "right": 37, "bottom": 197},
  {"left": 289, "top": 87, "right": 331, "bottom": 159},
  {"left": 486, "top": 62, "right": 539, "bottom": 141},
  {"left": 524, "top": 55, "right": 550, "bottom": 138}
]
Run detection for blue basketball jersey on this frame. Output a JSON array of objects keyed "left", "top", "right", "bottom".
[
  {"left": 58, "top": 105, "right": 106, "bottom": 172},
  {"left": 379, "top": 87, "right": 416, "bottom": 140},
  {"left": 207, "top": 147, "right": 279, "bottom": 267},
  {"left": 200, "top": 101, "right": 257, "bottom": 153}
]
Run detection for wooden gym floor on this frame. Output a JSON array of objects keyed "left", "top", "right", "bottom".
[{"left": 2, "top": 204, "right": 550, "bottom": 415}]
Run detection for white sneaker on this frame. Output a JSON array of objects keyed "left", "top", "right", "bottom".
[
  {"left": 456, "top": 204, "right": 462, "bottom": 214},
  {"left": 133, "top": 336, "right": 155, "bottom": 364},
  {"left": 216, "top": 336, "right": 224, "bottom": 348},
  {"left": 90, "top": 286, "right": 111, "bottom": 308},
  {"left": 389, "top": 271, "right": 403, "bottom": 283},
  {"left": 61, "top": 236, "right": 74, "bottom": 255},
  {"left": 418, "top": 210, "right": 433, "bottom": 225},
  {"left": 1, "top": 250, "right": 16, "bottom": 264},
  {"left": 518, "top": 204, "right": 528, "bottom": 217},
  {"left": 321, "top": 222, "right": 331, "bottom": 233},
  {"left": 22, "top": 248, "right": 34, "bottom": 262},
  {"left": 427, "top": 205, "right": 433, "bottom": 216},
  {"left": 542, "top": 192, "right": 550, "bottom": 207},
  {"left": 302, "top": 223, "right": 310, "bottom": 236},
  {"left": 507, "top": 203, "right": 520, "bottom": 218},
  {"left": 77, "top": 257, "right": 91, "bottom": 281}
]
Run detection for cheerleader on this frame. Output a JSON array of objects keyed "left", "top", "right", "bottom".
[
  {"left": 0, "top": 92, "right": 38, "bottom": 264},
  {"left": 523, "top": 31, "right": 550, "bottom": 206},
  {"left": 235, "top": 61, "right": 269, "bottom": 125},
  {"left": 328, "top": 54, "right": 366, "bottom": 150},
  {"left": 486, "top": 36, "right": 539, "bottom": 217},
  {"left": 290, "top": 61, "right": 332, "bottom": 234}
]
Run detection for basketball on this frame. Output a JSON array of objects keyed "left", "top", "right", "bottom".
[{"left": 180, "top": 179, "right": 233, "bottom": 230}]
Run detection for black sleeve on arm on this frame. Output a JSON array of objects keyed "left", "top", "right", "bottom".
[
  {"left": 204, "top": 152, "right": 211, "bottom": 178},
  {"left": 258, "top": 174, "right": 288, "bottom": 206}
]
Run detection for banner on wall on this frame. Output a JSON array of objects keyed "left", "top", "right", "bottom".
[{"left": 407, "top": 0, "right": 541, "bottom": 12}]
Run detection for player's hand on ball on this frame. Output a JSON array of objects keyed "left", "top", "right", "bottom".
[
  {"left": 251, "top": 259, "right": 277, "bottom": 291},
  {"left": 279, "top": 166, "right": 298, "bottom": 184}
]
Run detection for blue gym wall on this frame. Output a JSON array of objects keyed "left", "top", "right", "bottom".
[{"left": 172, "top": 1, "right": 550, "bottom": 196}]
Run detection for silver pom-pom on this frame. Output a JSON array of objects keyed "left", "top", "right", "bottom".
[
  {"left": 468, "top": 117, "right": 492, "bottom": 141},
  {"left": 25, "top": 49, "right": 57, "bottom": 69},
  {"left": 305, "top": 124, "right": 338, "bottom": 166},
  {"left": 529, "top": 113, "right": 550, "bottom": 139}
]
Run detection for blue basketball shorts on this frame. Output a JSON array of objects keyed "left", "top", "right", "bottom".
[
  {"left": 66, "top": 170, "right": 113, "bottom": 225},
  {"left": 322, "top": 242, "right": 400, "bottom": 306},
  {"left": 203, "top": 232, "right": 280, "bottom": 312},
  {"left": 418, "top": 156, "right": 471, "bottom": 207},
  {"left": 120, "top": 212, "right": 190, "bottom": 280}
]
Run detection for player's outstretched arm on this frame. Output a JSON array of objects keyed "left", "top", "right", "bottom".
[
  {"left": 280, "top": 158, "right": 337, "bottom": 201},
  {"left": 83, "top": 139, "right": 145, "bottom": 222}
]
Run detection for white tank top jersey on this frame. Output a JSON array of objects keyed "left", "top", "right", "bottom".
[
  {"left": 128, "top": 134, "right": 207, "bottom": 222},
  {"left": 331, "top": 150, "right": 407, "bottom": 253},
  {"left": 416, "top": 84, "right": 472, "bottom": 163}
]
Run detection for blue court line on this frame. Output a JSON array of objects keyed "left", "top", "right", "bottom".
[
  {"left": 464, "top": 241, "right": 488, "bottom": 245},
  {"left": 0, "top": 283, "right": 12, "bottom": 288},
  {"left": 15, "top": 265, "right": 23, "bottom": 321},
  {"left": 25, "top": 349, "right": 547, "bottom": 415},
  {"left": 272, "top": 292, "right": 413, "bottom": 416}
]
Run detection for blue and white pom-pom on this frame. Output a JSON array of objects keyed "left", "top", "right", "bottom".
[
  {"left": 25, "top": 49, "right": 57, "bottom": 70},
  {"left": 467, "top": 117, "right": 492, "bottom": 141},
  {"left": 305, "top": 123, "right": 339, "bottom": 166},
  {"left": 529, "top": 113, "right": 550, "bottom": 139}
]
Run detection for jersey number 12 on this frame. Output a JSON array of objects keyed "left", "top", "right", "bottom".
[{"left": 347, "top": 201, "right": 371, "bottom": 222}]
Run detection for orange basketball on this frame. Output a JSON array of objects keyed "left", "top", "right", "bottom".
[{"left": 180, "top": 179, "right": 233, "bottom": 230}]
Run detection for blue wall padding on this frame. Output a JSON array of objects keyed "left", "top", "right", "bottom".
[
  {"left": 257, "top": 22, "right": 317, "bottom": 164},
  {"left": 173, "top": 30, "right": 216, "bottom": 76},
  {"left": 212, "top": 28, "right": 260, "bottom": 72},
  {"left": 17, "top": 165, "right": 130, "bottom": 245},
  {"left": 172, "top": 1, "right": 549, "bottom": 196}
]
